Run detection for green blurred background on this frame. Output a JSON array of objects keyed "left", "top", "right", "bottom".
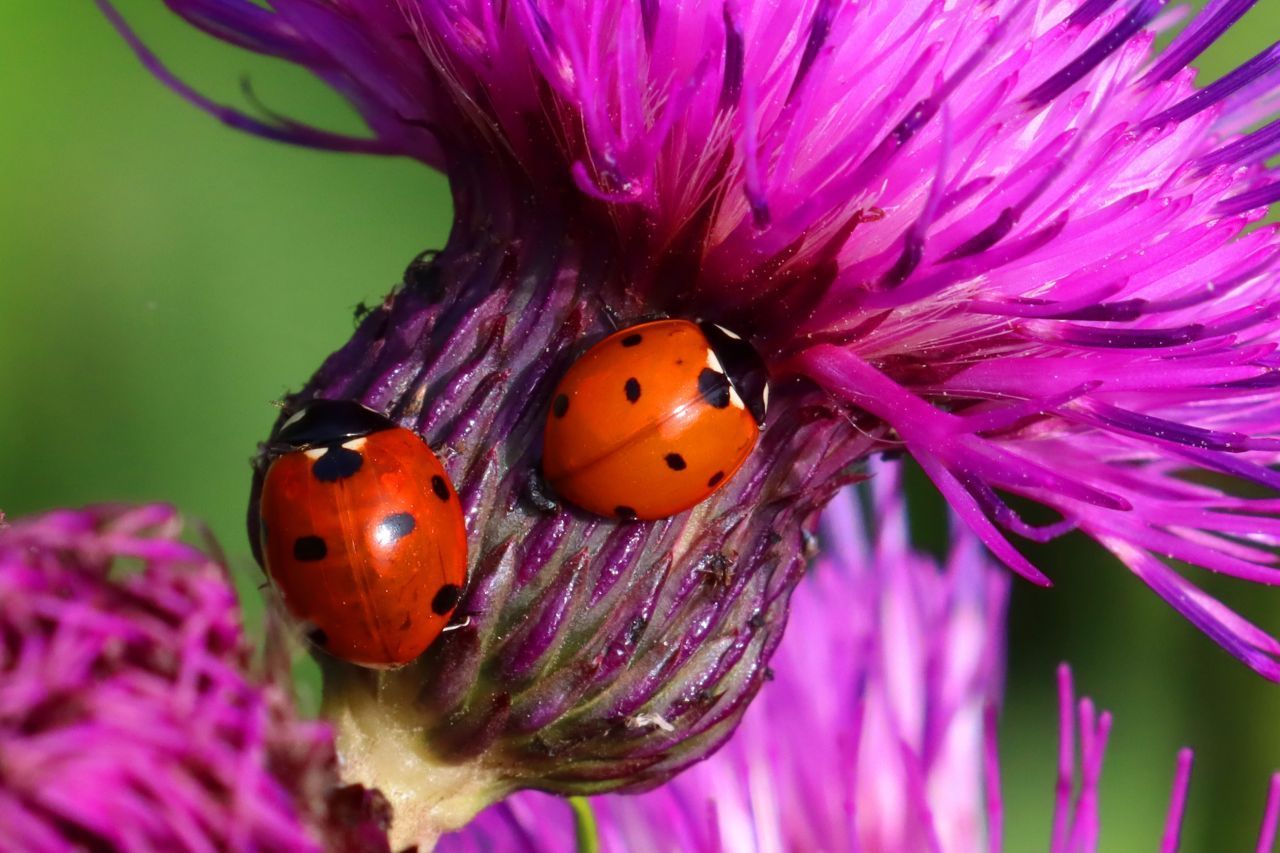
[{"left": 2, "top": 2, "right": 1278, "bottom": 849}]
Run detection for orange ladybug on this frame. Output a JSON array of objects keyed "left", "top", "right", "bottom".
[
  {"left": 543, "top": 319, "right": 769, "bottom": 520},
  {"left": 258, "top": 399, "right": 468, "bottom": 668}
]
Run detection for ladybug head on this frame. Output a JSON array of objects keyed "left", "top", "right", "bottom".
[
  {"left": 699, "top": 322, "right": 769, "bottom": 426},
  {"left": 272, "top": 399, "right": 396, "bottom": 451}
]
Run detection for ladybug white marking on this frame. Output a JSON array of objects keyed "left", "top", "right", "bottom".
[{"left": 707, "top": 348, "right": 746, "bottom": 411}]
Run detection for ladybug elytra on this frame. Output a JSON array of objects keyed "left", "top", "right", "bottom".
[
  {"left": 543, "top": 319, "right": 769, "bottom": 520},
  {"left": 258, "top": 399, "right": 468, "bottom": 668}
]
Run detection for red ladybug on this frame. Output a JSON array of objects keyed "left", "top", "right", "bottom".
[
  {"left": 543, "top": 319, "right": 769, "bottom": 520},
  {"left": 258, "top": 399, "right": 467, "bottom": 668}
]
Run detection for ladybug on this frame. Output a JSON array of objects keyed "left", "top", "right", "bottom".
[
  {"left": 257, "top": 399, "right": 468, "bottom": 668},
  {"left": 543, "top": 319, "right": 769, "bottom": 520}
]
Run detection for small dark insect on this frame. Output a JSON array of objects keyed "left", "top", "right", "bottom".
[
  {"left": 694, "top": 553, "right": 734, "bottom": 589},
  {"left": 352, "top": 300, "right": 372, "bottom": 322}
]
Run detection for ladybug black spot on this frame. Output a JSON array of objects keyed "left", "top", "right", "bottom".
[
  {"left": 708, "top": 471, "right": 725, "bottom": 488},
  {"left": 432, "top": 583, "right": 462, "bottom": 615},
  {"left": 294, "top": 536, "right": 327, "bottom": 562},
  {"left": 621, "top": 333, "right": 643, "bottom": 347},
  {"left": 624, "top": 377, "right": 641, "bottom": 403},
  {"left": 431, "top": 475, "right": 451, "bottom": 501},
  {"left": 375, "top": 512, "right": 415, "bottom": 545},
  {"left": 552, "top": 394, "right": 570, "bottom": 418},
  {"left": 308, "top": 627, "right": 329, "bottom": 647},
  {"left": 615, "top": 505, "right": 638, "bottom": 521},
  {"left": 697, "top": 368, "right": 731, "bottom": 408},
  {"left": 665, "top": 453, "right": 687, "bottom": 471},
  {"left": 312, "top": 445, "right": 363, "bottom": 482}
]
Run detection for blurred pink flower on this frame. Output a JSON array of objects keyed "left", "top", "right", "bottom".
[{"left": 0, "top": 504, "right": 390, "bottom": 851}]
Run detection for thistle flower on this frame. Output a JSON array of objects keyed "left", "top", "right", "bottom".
[
  {"left": 0, "top": 504, "right": 390, "bottom": 851},
  {"left": 443, "top": 478, "right": 1280, "bottom": 852},
  {"left": 102, "top": 0, "right": 1280, "bottom": 841}
]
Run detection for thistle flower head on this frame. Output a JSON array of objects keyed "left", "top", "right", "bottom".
[
  {"left": 444, "top": 476, "right": 1280, "bottom": 852},
  {"left": 102, "top": 0, "right": 1280, "bottom": 838},
  {"left": 0, "top": 504, "right": 390, "bottom": 851},
  {"left": 110, "top": 0, "right": 1280, "bottom": 678}
]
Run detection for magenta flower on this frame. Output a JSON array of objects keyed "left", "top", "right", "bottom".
[
  {"left": 0, "top": 504, "right": 390, "bottom": 851},
  {"left": 444, "top": 474, "right": 1280, "bottom": 852},
  {"left": 101, "top": 0, "right": 1280, "bottom": 840}
]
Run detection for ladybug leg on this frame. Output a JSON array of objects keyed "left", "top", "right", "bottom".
[
  {"left": 442, "top": 615, "right": 473, "bottom": 633},
  {"left": 597, "top": 298, "right": 623, "bottom": 330},
  {"left": 524, "top": 469, "right": 561, "bottom": 514},
  {"left": 436, "top": 443, "right": 465, "bottom": 463},
  {"left": 595, "top": 297, "right": 667, "bottom": 331}
]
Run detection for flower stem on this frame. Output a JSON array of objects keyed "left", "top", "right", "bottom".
[
  {"left": 322, "top": 671, "right": 508, "bottom": 850},
  {"left": 570, "top": 797, "right": 601, "bottom": 853}
]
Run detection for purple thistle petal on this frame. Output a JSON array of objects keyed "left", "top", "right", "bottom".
[
  {"left": 1051, "top": 664, "right": 1077, "bottom": 853},
  {"left": 1025, "top": 0, "right": 1168, "bottom": 108},
  {"left": 1196, "top": 118, "right": 1280, "bottom": 172},
  {"left": 1143, "top": 0, "right": 1260, "bottom": 83},
  {"left": 1259, "top": 774, "right": 1280, "bottom": 853},
  {"left": 1161, "top": 748, "right": 1195, "bottom": 853},
  {"left": 1141, "top": 41, "right": 1280, "bottom": 129},
  {"left": 984, "top": 703, "right": 1005, "bottom": 853},
  {"left": 1219, "top": 178, "right": 1280, "bottom": 217},
  {"left": 1070, "top": 0, "right": 1126, "bottom": 27},
  {"left": 95, "top": 0, "right": 404, "bottom": 156}
]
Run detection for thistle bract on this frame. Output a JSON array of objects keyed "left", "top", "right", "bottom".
[
  {"left": 0, "top": 504, "right": 390, "bottom": 851},
  {"left": 103, "top": 0, "right": 1280, "bottom": 839}
]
